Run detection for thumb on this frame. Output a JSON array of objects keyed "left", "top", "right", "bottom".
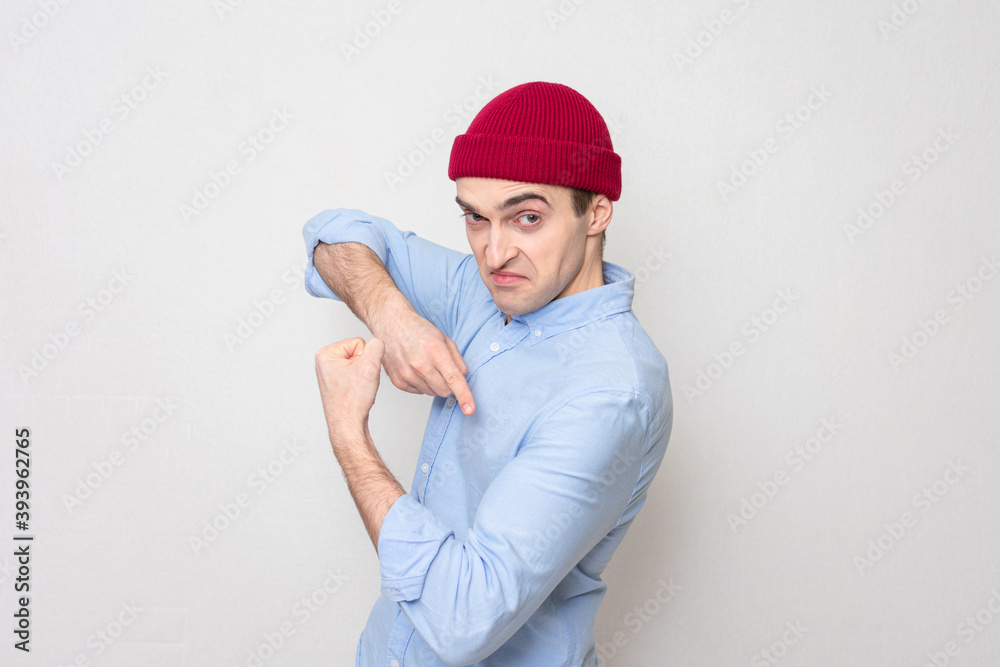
[{"left": 363, "top": 337, "right": 386, "bottom": 370}]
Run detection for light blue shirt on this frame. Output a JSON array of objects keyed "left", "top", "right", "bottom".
[{"left": 302, "top": 208, "right": 673, "bottom": 666}]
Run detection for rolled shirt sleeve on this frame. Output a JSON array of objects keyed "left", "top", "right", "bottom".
[
  {"left": 301, "top": 208, "right": 482, "bottom": 338},
  {"left": 376, "top": 388, "right": 655, "bottom": 665}
]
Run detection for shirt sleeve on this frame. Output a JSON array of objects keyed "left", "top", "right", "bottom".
[
  {"left": 376, "top": 388, "right": 658, "bottom": 665},
  {"left": 301, "top": 208, "right": 482, "bottom": 339}
]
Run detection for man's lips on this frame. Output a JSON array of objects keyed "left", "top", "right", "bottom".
[{"left": 490, "top": 271, "right": 527, "bottom": 286}]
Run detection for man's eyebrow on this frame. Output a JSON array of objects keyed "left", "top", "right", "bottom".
[
  {"left": 455, "top": 196, "right": 478, "bottom": 213},
  {"left": 455, "top": 192, "right": 551, "bottom": 215},
  {"left": 499, "top": 192, "right": 550, "bottom": 211}
]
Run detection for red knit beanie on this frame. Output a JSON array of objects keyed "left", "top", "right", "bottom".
[{"left": 448, "top": 81, "right": 621, "bottom": 201}]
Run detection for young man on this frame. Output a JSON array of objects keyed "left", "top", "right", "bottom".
[{"left": 305, "top": 81, "right": 673, "bottom": 666}]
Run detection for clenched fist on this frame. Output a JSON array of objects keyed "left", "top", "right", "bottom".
[{"left": 315, "top": 337, "right": 386, "bottom": 436}]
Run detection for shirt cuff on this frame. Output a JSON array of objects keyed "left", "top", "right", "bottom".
[
  {"left": 378, "top": 492, "right": 454, "bottom": 602},
  {"left": 301, "top": 208, "right": 389, "bottom": 300}
]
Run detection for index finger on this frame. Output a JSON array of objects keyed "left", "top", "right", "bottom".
[
  {"left": 444, "top": 336, "right": 468, "bottom": 376},
  {"left": 444, "top": 369, "right": 475, "bottom": 416},
  {"left": 443, "top": 337, "right": 473, "bottom": 414}
]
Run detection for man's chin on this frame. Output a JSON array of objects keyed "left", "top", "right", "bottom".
[
  {"left": 491, "top": 296, "right": 523, "bottom": 318},
  {"left": 488, "top": 285, "right": 554, "bottom": 319}
]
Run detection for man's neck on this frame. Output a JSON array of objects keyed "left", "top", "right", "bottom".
[{"left": 556, "top": 256, "right": 605, "bottom": 301}]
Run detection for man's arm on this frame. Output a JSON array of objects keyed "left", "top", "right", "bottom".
[
  {"left": 312, "top": 241, "right": 411, "bottom": 345},
  {"left": 314, "top": 242, "right": 475, "bottom": 414},
  {"left": 303, "top": 209, "right": 478, "bottom": 415},
  {"left": 314, "top": 336, "right": 405, "bottom": 554},
  {"left": 331, "top": 425, "right": 405, "bottom": 556}
]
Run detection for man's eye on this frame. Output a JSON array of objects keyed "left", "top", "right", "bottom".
[
  {"left": 518, "top": 213, "right": 540, "bottom": 225},
  {"left": 463, "top": 212, "right": 485, "bottom": 223}
]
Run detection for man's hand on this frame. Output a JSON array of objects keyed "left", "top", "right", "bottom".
[
  {"left": 313, "top": 241, "right": 476, "bottom": 415},
  {"left": 315, "top": 337, "right": 386, "bottom": 437},
  {"left": 378, "top": 308, "right": 476, "bottom": 416}
]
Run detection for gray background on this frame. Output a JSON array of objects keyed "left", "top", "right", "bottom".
[{"left": 2, "top": 0, "right": 999, "bottom": 665}]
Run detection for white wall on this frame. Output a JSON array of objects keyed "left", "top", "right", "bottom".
[{"left": 2, "top": 0, "right": 998, "bottom": 664}]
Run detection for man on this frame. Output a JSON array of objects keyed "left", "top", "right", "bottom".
[{"left": 305, "top": 81, "right": 673, "bottom": 666}]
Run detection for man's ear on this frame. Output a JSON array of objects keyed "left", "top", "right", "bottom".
[{"left": 587, "top": 195, "right": 613, "bottom": 238}]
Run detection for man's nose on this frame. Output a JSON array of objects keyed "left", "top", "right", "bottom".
[{"left": 485, "top": 223, "right": 517, "bottom": 268}]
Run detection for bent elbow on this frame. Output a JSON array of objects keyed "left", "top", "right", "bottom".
[
  {"left": 421, "top": 614, "right": 521, "bottom": 666},
  {"left": 433, "top": 639, "right": 497, "bottom": 667}
]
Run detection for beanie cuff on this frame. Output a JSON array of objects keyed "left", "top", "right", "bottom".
[{"left": 448, "top": 134, "right": 622, "bottom": 201}]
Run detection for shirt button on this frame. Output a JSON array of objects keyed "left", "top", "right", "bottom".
[
  {"left": 391, "top": 661, "right": 400, "bottom": 667},
  {"left": 534, "top": 329, "right": 542, "bottom": 337},
  {"left": 490, "top": 342, "right": 500, "bottom": 352},
  {"left": 446, "top": 396, "right": 456, "bottom": 407},
  {"left": 421, "top": 462, "right": 430, "bottom": 474}
]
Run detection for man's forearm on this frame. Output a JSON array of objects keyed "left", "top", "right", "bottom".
[
  {"left": 330, "top": 423, "right": 406, "bottom": 556},
  {"left": 313, "top": 241, "right": 413, "bottom": 337}
]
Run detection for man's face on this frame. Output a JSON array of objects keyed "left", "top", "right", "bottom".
[{"left": 455, "top": 177, "right": 596, "bottom": 320}]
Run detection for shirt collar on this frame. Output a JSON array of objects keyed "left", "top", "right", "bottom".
[{"left": 508, "top": 261, "right": 635, "bottom": 342}]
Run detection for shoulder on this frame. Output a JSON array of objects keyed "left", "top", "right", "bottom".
[{"left": 550, "top": 311, "right": 670, "bottom": 412}]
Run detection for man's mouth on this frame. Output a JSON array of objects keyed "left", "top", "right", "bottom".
[{"left": 490, "top": 271, "right": 527, "bottom": 286}]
